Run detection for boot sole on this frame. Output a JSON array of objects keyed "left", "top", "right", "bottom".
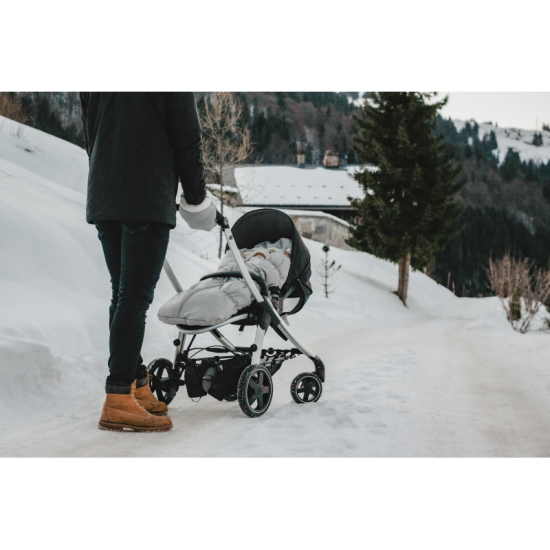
[{"left": 98, "top": 420, "right": 172, "bottom": 432}]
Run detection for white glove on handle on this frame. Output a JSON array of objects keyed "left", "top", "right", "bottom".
[{"left": 179, "top": 196, "right": 217, "bottom": 231}]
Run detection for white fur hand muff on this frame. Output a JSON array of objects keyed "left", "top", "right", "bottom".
[{"left": 179, "top": 196, "right": 217, "bottom": 231}]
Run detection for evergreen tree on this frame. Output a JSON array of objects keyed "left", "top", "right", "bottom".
[
  {"left": 500, "top": 148, "right": 522, "bottom": 182},
  {"left": 434, "top": 206, "right": 550, "bottom": 296},
  {"left": 348, "top": 92, "right": 465, "bottom": 306},
  {"left": 346, "top": 148, "right": 357, "bottom": 164},
  {"left": 483, "top": 130, "right": 498, "bottom": 151},
  {"left": 17, "top": 92, "right": 85, "bottom": 148}
]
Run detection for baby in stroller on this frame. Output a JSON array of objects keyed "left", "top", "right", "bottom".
[
  {"left": 159, "top": 238, "right": 291, "bottom": 327},
  {"left": 149, "top": 208, "right": 325, "bottom": 418}
]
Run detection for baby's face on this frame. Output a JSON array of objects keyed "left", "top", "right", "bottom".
[{"left": 252, "top": 250, "right": 290, "bottom": 260}]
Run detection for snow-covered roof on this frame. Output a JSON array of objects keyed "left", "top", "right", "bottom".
[
  {"left": 453, "top": 120, "right": 550, "bottom": 165},
  {"left": 206, "top": 183, "right": 238, "bottom": 194},
  {"left": 234, "top": 165, "right": 369, "bottom": 207}
]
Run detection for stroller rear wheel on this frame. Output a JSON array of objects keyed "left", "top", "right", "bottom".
[
  {"left": 147, "top": 358, "right": 180, "bottom": 405},
  {"left": 237, "top": 365, "right": 273, "bottom": 418},
  {"left": 291, "top": 373, "right": 322, "bottom": 404}
]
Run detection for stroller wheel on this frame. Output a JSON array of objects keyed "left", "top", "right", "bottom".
[
  {"left": 291, "top": 373, "right": 323, "bottom": 404},
  {"left": 147, "top": 358, "right": 180, "bottom": 405},
  {"left": 237, "top": 365, "right": 273, "bottom": 418}
]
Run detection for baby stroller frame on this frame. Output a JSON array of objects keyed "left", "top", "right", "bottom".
[{"left": 148, "top": 210, "right": 325, "bottom": 418}]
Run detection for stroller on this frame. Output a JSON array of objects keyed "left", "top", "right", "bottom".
[{"left": 148, "top": 208, "right": 325, "bottom": 418}]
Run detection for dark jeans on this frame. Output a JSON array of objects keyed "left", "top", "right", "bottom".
[{"left": 96, "top": 220, "right": 170, "bottom": 394}]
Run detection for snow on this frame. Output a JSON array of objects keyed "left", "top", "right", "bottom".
[
  {"left": 234, "top": 164, "right": 369, "bottom": 206},
  {"left": 347, "top": 94, "right": 366, "bottom": 108},
  {"left": 1, "top": 114, "right": 550, "bottom": 457},
  {"left": 0, "top": 116, "right": 89, "bottom": 193},
  {"left": 453, "top": 119, "right": 550, "bottom": 166}
]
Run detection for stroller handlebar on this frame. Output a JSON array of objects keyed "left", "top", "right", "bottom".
[
  {"left": 175, "top": 202, "right": 228, "bottom": 229},
  {"left": 215, "top": 210, "right": 230, "bottom": 229}
]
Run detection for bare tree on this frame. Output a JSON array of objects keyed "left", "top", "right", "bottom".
[
  {"left": 0, "top": 93, "right": 28, "bottom": 136},
  {"left": 0, "top": 93, "right": 28, "bottom": 125},
  {"left": 200, "top": 92, "right": 252, "bottom": 257},
  {"left": 316, "top": 245, "right": 341, "bottom": 298},
  {"left": 486, "top": 253, "right": 550, "bottom": 333}
]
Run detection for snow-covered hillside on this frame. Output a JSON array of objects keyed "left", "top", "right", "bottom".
[
  {"left": 453, "top": 119, "right": 550, "bottom": 166},
  {"left": 1, "top": 114, "right": 550, "bottom": 457}
]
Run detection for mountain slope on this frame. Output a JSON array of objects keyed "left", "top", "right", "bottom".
[{"left": 454, "top": 119, "right": 550, "bottom": 166}]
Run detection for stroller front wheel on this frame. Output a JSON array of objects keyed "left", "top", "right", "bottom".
[
  {"left": 237, "top": 365, "right": 273, "bottom": 418},
  {"left": 291, "top": 373, "right": 323, "bottom": 404}
]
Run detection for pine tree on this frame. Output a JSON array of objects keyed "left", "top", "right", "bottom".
[
  {"left": 500, "top": 148, "right": 522, "bottom": 182},
  {"left": 532, "top": 132, "right": 543, "bottom": 147},
  {"left": 348, "top": 92, "right": 465, "bottom": 306},
  {"left": 483, "top": 130, "right": 498, "bottom": 151}
]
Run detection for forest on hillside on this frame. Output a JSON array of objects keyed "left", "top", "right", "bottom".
[
  {"left": 3, "top": 91, "right": 550, "bottom": 297},
  {"left": 196, "top": 92, "right": 361, "bottom": 165},
  {"left": 10, "top": 91, "right": 364, "bottom": 165},
  {"left": 432, "top": 118, "right": 550, "bottom": 295}
]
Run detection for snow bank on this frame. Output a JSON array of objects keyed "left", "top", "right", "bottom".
[
  {"left": 0, "top": 115, "right": 244, "bottom": 412},
  {"left": 0, "top": 115, "right": 88, "bottom": 193}
]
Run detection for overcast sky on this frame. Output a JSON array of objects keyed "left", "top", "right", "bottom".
[{"left": 438, "top": 92, "right": 550, "bottom": 131}]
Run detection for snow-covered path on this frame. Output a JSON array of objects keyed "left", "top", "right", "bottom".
[
  {"left": 2, "top": 314, "right": 549, "bottom": 457},
  {"left": 1, "top": 115, "right": 549, "bottom": 457}
]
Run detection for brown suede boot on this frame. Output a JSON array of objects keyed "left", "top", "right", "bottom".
[
  {"left": 99, "top": 382, "right": 172, "bottom": 432},
  {"left": 135, "top": 376, "right": 168, "bottom": 416}
]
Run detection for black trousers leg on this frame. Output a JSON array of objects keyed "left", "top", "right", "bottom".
[{"left": 96, "top": 220, "right": 170, "bottom": 393}]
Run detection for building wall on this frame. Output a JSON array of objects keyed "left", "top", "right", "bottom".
[{"left": 287, "top": 214, "right": 354, "bottom": 251}]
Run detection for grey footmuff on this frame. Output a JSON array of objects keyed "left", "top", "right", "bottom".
[{"left": 158, "top": 238, "right": 292, "bottom": 327}]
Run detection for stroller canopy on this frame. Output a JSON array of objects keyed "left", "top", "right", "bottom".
[{"left": 229, "top": 208, "right": 313, "bottom": 313}]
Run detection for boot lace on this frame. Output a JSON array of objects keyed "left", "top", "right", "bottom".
[{"left": 131, "top": 384, "right": 147, "bottom": 412}]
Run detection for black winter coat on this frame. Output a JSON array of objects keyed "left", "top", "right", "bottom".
[{"left": 80, "top": 92, "right": 206, "bottom": 228}]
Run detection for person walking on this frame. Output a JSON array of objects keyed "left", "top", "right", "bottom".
[{"left": 80, "top": 92, "right": 216, "bottom": 432}]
